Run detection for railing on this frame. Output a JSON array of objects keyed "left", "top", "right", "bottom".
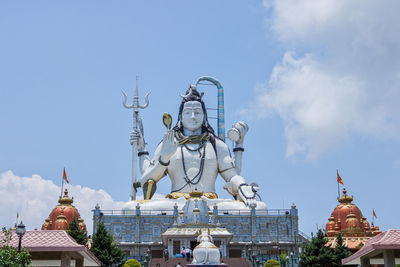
[
  {"left": 97, "top": 208, "right": 292, "bottom": 216},
  {"left": 298, "top": 230, "right": 312, "bottom": 242},
  {"left": 100, "top": 210, "right": 175, "bottom": 215},
  {"left": 216, "top": 209, "right": 291, "bottom": 216}
]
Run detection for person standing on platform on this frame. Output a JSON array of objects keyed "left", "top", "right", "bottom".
[
  {"left": 163, "top": 248, "right": 169, "bottom": 261},
  {"left": 185, "top": 247, "right": 191, "bottom": 261},
  {"left": 181, "top": 247, "right": 185, "bottom": 258}
]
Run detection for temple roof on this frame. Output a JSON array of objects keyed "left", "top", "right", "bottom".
[
  {"left": 41, "top": 189, "right": 87, "bottom": 232},
  {"left": 325, "top": 188, "right": 381, "bottom": 250},
  {"left": 342, "top": 230, "right": 400, "bottom": 265},
  {"left": 0, "top": 230, "right": 100, "bottom": 265},
  {"left": 161, "top": 227, "right": 233, "bottom": 245}
]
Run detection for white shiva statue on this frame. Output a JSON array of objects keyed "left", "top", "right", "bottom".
[
  {"left": 192, "top": 228, "right": 220, "bottom": 265},
  {"left": 134, "top": 85, "right": 259, "bottom": 207}
]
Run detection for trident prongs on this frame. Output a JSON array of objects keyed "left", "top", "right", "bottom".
[{"left": 122, "top": 91, "right": 150, "bottom": 110}]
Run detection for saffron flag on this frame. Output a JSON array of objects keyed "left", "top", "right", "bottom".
[
  {"left": 63, "top": 168, "right": 69, "bottom": 183},
  {"left": 373, "top": 209, "right": 377, "bottom": 218},
  {"left": 337, "top": 170, "right": 344, "bottom": 185}
]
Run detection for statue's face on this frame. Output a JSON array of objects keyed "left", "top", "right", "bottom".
[{"left": 181, "top": 101, "right": 204, "bottom": 132}]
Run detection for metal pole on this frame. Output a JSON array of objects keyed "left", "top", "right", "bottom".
[
  {"left": 60, "top": 168, "right": 64, "bottom": 198},
  {"left": 18, "top": 235, "right": 22, "bottom": 252},
  {"left": 131, "top": 145, "right": 137, "bottom": 200}
]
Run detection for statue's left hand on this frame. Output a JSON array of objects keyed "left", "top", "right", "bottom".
[{"left": 238, "top": 184, "right": 258, "bottom": 207}]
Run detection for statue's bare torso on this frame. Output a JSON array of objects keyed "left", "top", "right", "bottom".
[{"left": 147, "top": 138, "right": 234, "bottom": 194}]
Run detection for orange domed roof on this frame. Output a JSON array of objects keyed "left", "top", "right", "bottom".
[
  {"left": 325, "top": 188, "right": 375, "bottom": 238},
  {"left": 41, "top": 189, "right": 87, "bottom": 233},
  {"left": 325, "top": 188, "right": 381, "bottom": 251}
]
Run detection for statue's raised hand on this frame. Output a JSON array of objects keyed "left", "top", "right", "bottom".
[
  {"left": 159, "top": 130, "right": 178, "bottom": 163},
  {"left": 131, "top": 129, "right": 145, "bottom": 151},
  {"left": 238, "top": 183, "right": 258, "bottom": 208}
]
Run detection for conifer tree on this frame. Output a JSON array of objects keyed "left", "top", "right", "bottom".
[
  {"left": 299, "top": 229, "right": 334, "bottom": 267},
  {"left": 67, "top": 217, "right": 88, "bottom": 246},
  {"left": 332, "top": 232, "right": 351, "bottom": 267},
  {"left": 91, "top": 221, "right": 125, "bottom": 267}
]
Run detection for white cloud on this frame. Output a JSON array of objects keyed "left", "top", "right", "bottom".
[
  {"left": 253, "top": 0, "right": 400, "bottom": 159},
  {"left": 0, "top": 171, "right": 164, "bottom": 235}
]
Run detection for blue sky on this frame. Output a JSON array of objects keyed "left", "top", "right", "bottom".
[{"left": 1, "top": 1, "right": 399, "bottom": 236}]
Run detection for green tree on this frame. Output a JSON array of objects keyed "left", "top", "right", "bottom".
[
  {"left": 0, "top": 227, "right": 31, "bottom": 267},
  {"left": 264, "top": 259, "right": 280, "bottom": 267},
  {"left": 67, "top": 217, "right": 88, "bottom": 246},
  {"left": 278, "top": 253, "right": 289, "bottom": 267},
  {"left": 332, "top": 233, "right": 351, "bottom": 267},
  {"left": 299, "top": 229, "right": 334, "bottom": 267},
  {"left": 90, "top": 221, "right": 125, "bottom": 267}
]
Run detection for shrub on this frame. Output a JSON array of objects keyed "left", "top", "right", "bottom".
[
  {"left": 264, "top": 259, "right": 280, "bottom": 267},
  {"left": 124, "top": 258, "right": 141, "bottom": 267}
]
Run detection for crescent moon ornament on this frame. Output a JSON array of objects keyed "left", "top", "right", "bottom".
[{"left": 163, "top": 112, "right": 172, "bottom": 130}]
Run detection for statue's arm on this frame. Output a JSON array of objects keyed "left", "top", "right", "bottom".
[
  {"left": 140, "top": 143, "right": 168, "bottom": 186},
  {"left": 216, "top": 139, "right": 245, "bottom": 195},
  {"left": 216, "top": 139, "right": 257, "bottom": 206},
  {"left": 139, "top": 151, "right": 151, "bottom": 174}
]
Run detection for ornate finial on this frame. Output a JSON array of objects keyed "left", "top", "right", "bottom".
[
  {"left": 95, "top": 203, "right": 100, "bottom": 210},
  {"left": 338, "top": 188, "right": 353, "bottom": 204},
  {"left": 58, "top": 189, "right": 73, "bottom": 205}
]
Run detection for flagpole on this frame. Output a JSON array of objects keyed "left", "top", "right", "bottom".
[
  {"left": 372, "top": 209, "right": 374, "bottom": 225},
  {"left": 337, "top": 181, "right": 340, "bottom": 199},
  {"left": 60, "top": 168, "right": 64, "bottom": 198}
]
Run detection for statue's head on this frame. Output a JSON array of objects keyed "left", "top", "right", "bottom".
[{"left": 173, "top": 85, "right": 216, "bottom": 136}]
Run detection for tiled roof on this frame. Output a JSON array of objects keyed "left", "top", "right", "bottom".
[
  {"left": 342, "top": 229, "right": 400, "bottom": 264},
  {"left": 0, "top": 230, "right": 101, "bottom": 265},
  {"left": 0, "top": 230, "right": 83, "bottom": 252}
]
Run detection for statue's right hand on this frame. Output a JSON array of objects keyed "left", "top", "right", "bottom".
[
  {"left": 160, "top": 130, "right": 178, "bottom": 162},
  {"left": 131, "top": 129, "right": 145, "bottom": 151}
]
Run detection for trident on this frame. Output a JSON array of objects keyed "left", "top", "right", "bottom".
[{"left": 122, "top": 77, "right": 150, "bottom": 201}]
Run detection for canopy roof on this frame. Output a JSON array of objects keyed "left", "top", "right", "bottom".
[
  {"left": 342, "top": 229, "right": 400, "bottom": 265},
  {"left": 0, "top": 230, "right": 101, "bottom": 266}
]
